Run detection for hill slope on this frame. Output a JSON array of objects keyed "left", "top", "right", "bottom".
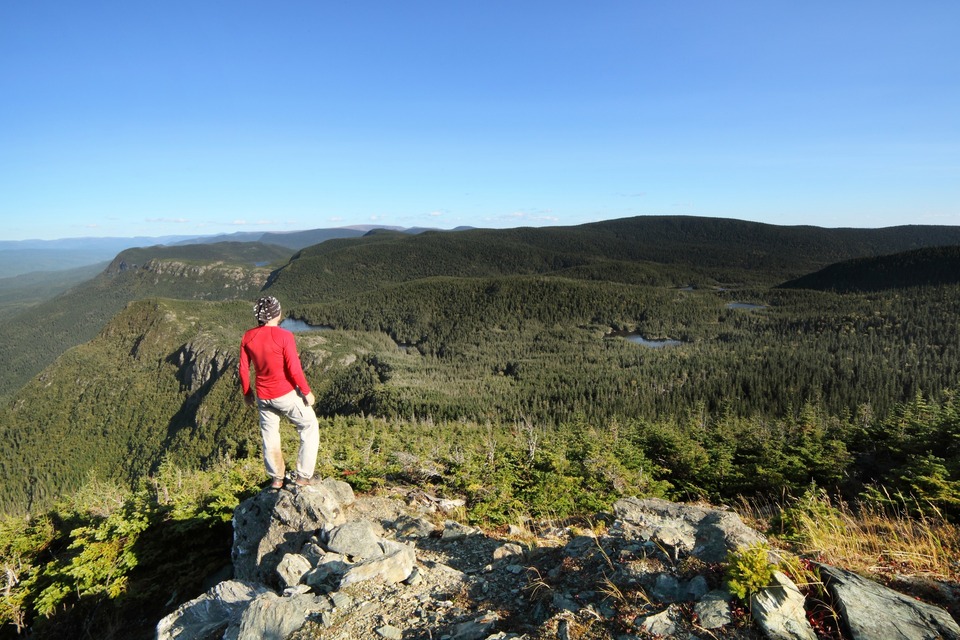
[
  {"left": 779, "top": 245, "right": 960, "bottom": 292},
  {"left": 267, "top": 215, "right": 960, "bottom": 304},
  {"left": 7, "top": 216, "right": 960, "bottom": 512},
  {"left": 0, "top": 262, "right": 107, "bottom": 320},
  {"left": 0, "top": 297, "right": 396, "bottom": 513},
  {"left": 0, "top": 242, "right": 292, "bottom": 401}
]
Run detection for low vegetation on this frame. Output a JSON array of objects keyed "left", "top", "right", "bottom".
[{"left": 3, "top": 420, "right": 959, "bottom": 639}]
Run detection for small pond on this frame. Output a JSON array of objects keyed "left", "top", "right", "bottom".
[
  {"left": 608, "top": 331, "right": 684, "bottom": 348},
  {"left": 280, "top": 319, "right": 332, "bottom": 332},
  {"left": 726, "top": 302, "right": 767, "bottom": 310}
]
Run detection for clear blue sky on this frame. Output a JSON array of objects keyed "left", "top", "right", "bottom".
[{"left": 2, "top": 1, "right": 958, "bottom": 241}]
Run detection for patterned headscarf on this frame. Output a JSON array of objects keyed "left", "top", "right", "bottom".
[{"left": 254, "top": 296, "right": 282, "bottom": 326}]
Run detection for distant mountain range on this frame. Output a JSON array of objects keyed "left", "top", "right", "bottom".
[{"left": 0, "top": 225, "right": 456, "bottom": 277}]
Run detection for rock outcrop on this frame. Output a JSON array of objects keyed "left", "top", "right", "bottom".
[
  {"left": 157, "top": 486, "right": 960, "bottom": 640},
  {"left": 232, "top": 478, "right": 352, "bottom": 586},
  {"left": 612, "top": 496, "right": 765, "bottom": 562},
  {"left": 818, "top": 563, "right": 960, "bottom": 640}
]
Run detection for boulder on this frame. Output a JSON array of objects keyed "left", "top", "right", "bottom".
[
  {"left": 492, "top": 542, "right": 525, "bottom": 561},
  {"left": 818, "top": 563, "right": 960, "bottom": 640},
  {"left": 233, "top": 591, "right": 328, "bottom": 640},
  {"left": 319, "top": 477, "right": 356, "bottom": 507},
  {"left": 156, "top": 579, "right": 271, "bottom": 640},
  {"left": 441, "top": 519, "right": 479, "bottom": 541},
  {"left": 303, "top": 552, "right": 350, "bottom": 589},
  {"left": 612, "top": 497, "right": 764, "bottom": 562},
  {"left": 750, "top": 570, "right": 817, "bottom": 640},
  {"left": 338, "top": 539, "right": 416, "bottom": 588},
  {"left": 276, "top": 553, "right": 313, "bottom": 589},
  {"left": 232, "top": 483, "right": 347, "bottom": 586},
  {"left": 393, "top": 513, "right": 437, "bottom": 539},
  {"left": 326, "top": 520, "right": 385, "bottom": 560}
]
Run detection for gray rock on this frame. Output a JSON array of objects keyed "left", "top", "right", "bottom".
[
  {"left": 637, "top": 605, "right": 679, "bottom": 636},
  {"left": 695, "top": 589, "right": 732, "bottom": 630},
  {"left": 232, "top": 482, "right": 346, "bottom": 586},
  {"left": 651, "top": 573, "right": 681, "bottom": 603},
  {"left": 329, "top": 590, "right": 354, "bottom": 610},
  {"left": 393, "top": 514, "right": 437, "bottom": 538},
  {"left": 451, "top": 611, "right": 499, "bottom": 639},
  {"left": 818, "top": 563, "right": 960, "bottom": 640},
  {"left": 326, "top": 520, "right": 385, "bottom": 560},
  {"left": 319, "top": 477, "right": 355, "bottom": 507},
  {"left": 276, "top": 553, "right": 312, "bottom": 589},
  {"left": 437, "top": 497, "right": 466, "bottom": 512},
  {"left": 405, "top": 566, "right": 424, "bottom": 586},
  {"left": 376, "top": 624, "right": 404, "bottom": 639},
  {"left": 492, "top": 542, "right": 525, "bottom": 561},
  {"left": 612, "top": 497, "right": 764, "bottom": 563},
  {"left": 235, "top": 591, "right": 324, "bottom": 640},
  {"left": 303, "top": 552, "right": 350, "bottom": 590},
  {"left": 442, "top": 519, "right": 479, "bottom": 541},
  {"left": 300, "top": 540, "right": 327, "bottom": 564},
  {"left": 686, "top": 574, "right": 710, "bottom": 600},
  {"left": 339, "top": 540, "right": 416, "bottom": 587},
  {"left": 750, "top": 571, "right": 817, "bottom": 640},
  {"left": 156, "top": 579, "right": 271, "bottom": 640},
  {"left": 552, "top": 591, "right": 579, "bottom": 613}
]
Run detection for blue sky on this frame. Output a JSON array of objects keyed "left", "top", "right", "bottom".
[{"left": 2, "top": 1, "right": 958, "bottom": 241}]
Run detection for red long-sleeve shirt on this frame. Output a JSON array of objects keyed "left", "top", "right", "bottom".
[{"left": 239, "top": 325, "right": 312, "bottom": 400}]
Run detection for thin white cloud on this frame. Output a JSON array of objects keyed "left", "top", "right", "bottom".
[
  {"left": 230, "top": 219, "right": 277, "bottom": 227},
  {"left": 489, "top": 210, "right": 560, "bottom": 225},
  {"left": 146, "top": 217, "right": 189, "bottom": 224}
]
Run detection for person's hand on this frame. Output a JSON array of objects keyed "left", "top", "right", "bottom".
[
  {"left": 244, "top": 392, "right": 255, "bottom": 407},
  {"left": 304, "top": 391, "right": 316, "bottom": 406}
]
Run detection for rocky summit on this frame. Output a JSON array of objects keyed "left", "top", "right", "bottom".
[{"left": 157, "top": 479, "right": 960, "bottom": 640}]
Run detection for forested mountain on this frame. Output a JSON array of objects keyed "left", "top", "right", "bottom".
[
  {"left": 0, "top": 242, "right": 292, "bottom": 401},
  {"left": 267, "top": 216, "right": 960, "bottom": 304},
  {"left": 0, "top": 262, "right": 107, "bottom": 320},
  {"left": 3, "top": 215, "right": 960, "bottom": 515},
  {"left": 0, "top": 297, "right": 393, "bottom": 513},
  {"left": 779, "top": 245, "right": 960, "bottom": 292}
]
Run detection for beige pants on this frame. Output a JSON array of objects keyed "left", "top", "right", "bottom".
[{"left": 257, "top": 390, "right": 319, "bottom": 480}]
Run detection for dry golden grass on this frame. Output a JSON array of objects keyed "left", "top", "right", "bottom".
[{"left": 741, "top": 490, "right": 960, "bottom": 583}]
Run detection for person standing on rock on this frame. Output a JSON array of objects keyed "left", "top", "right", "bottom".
[{"left": 239, "top": 295, "right": 319, "bottom": 489}]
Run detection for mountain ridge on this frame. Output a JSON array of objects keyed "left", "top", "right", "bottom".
[
  {"left": 779, "top": 245, "right": 960, "bottom": 292},
  {"left": 0, "top": 242, "right": 292, "bottom": 402}
]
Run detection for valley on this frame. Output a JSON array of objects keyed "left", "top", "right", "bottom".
[{"left": 1, "top": 215, "right": 959, "bottom": 638}]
